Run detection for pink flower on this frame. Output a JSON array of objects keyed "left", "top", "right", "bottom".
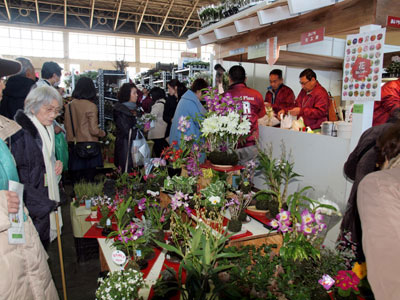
[
  {"left": 269, "top": 219, "right": 279, "bottom": 229},
  {"left": 335, "top": 270, "right": 360, "bottom": 292},
  {"left": 301, "top": 223, "right": 315, "bottom": 235},
  {"left": 276, "top": 210, "right": 291, "bottom": 224}
]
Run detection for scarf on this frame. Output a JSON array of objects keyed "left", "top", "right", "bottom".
[
  {"left": 123, "top": 101, "right": 137, "bottom": 110},
  {"left": 28, "top": 115, "right": 62, "bottom": 242},
  {"left": 385, "top": 153, "right": 400, "bottom": 170}
]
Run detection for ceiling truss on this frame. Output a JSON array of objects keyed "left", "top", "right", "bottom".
[{"left": 0, "top": 0, "right": 217, "bottom": 38}]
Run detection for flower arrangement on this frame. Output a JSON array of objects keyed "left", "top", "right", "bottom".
[
  {"left": 268, "top": 186, "right": 339, "bottom": 261},
  {"left": 201, "top": 88, "right": 251, "bottom": 164},
  {"left": 161, "top": 141, "right": 184, "bottom": 169},
  {"left": 319, "top": 262, "right": 368, "bottom": 299},
  {"left": 73, "top": 180, "right": 104, "bottom": 207},
  {"left": 139, "top": 194, "right": 169, "bottom": 233},
  {"left": 136, "top": 113, "right": 156, "bottom": 131},
  {"left": 95, "top": 268, "right": 145, "bottom": 300},
  {"left": 200, "top": 180, "right": 227, "bottom": 210},
  {"left": 174, "top": 116, "right": 204, "bottom": 176},
  {"left": 108, "top": 198, "right": 147, "bottom": 268},
  {"left": 226, "top": 191, "right": 254, "bottom": 232}
]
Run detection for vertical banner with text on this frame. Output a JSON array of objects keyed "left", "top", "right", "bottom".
[{"left": 266, "top": 37, "right": 279, "bottom": 65}]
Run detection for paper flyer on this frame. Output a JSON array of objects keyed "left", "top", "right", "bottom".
[{"left": 8, "top": 180, "right": 26, "bottom": 245}]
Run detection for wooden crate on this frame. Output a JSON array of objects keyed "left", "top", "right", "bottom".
[{"left": 227, "top": 232, "right": 282, "bottom": 254}]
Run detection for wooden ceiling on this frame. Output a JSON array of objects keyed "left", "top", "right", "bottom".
[{"left": 0, "top": 0, "right": 218, "bottom": 38}]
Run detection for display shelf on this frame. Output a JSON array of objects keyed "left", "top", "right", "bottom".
[{"left": 97, "top": 69, "right": 127, "bottom": 129}]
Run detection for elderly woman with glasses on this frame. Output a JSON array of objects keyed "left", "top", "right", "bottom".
[{"left": 12, "top": 86, "right": 63, "bottom": 250}]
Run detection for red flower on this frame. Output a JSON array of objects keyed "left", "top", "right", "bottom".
[{"left": 335, "top": 270, "right": 360, "bottom": 292}]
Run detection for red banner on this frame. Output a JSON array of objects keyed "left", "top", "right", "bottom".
[
  {"left": 387, "top": 16, "right": 400, "bottom": 28},
  {"left": 301, "top": 27, "right": 325, "bottom": 45}
]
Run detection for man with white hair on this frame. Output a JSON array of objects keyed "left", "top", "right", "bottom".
[{"left": 0, "top": 57, "right": 36, "bottom": 119}]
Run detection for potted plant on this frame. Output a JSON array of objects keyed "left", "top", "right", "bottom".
[
  {"left": 73, "top": 180, "right": 104, "bottom": 207},
  {"left": 256, "top": 142, "right": 300, "bottom": 210},
  {"left": 201, "top": 88, "right": 251, "bottom": 166},
  {"left": 226, "top": 191, "right": 253, "bottom": 232},
  {"left": 200, "top": 179, "right": 227, "bottom": 220},
  {"left": 385, "top": 55, "right": 400, "bottom": 77},
  {"left": 95, "top": 268, "right": 145, "bottom": 300}
]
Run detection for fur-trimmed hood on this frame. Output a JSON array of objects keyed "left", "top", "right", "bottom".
[{"left": 14, "top": 109, "right": 40, "bottom": 140}]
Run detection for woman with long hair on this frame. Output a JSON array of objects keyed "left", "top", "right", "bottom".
[
  {"left": 163, "top": 79, "right": 187, "bottom": 140},
  {"left": 64, "top": 77, "right": 105, "bottom": 183},
  {"left": 113, "top": 82, "right": 142, "bottom": 172},
  {"left": 148, "top": 86, "right": 168, "bottom": 157}
]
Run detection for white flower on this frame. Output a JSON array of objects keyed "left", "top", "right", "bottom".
[{"left": 209, "top": 196, "right": 221, "bottom": 205}]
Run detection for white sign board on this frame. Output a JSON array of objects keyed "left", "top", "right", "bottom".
[
  {"left": 341, "top": 28, "right": 386, "bottom": 101},
  {"left": 111, "top": 250, "right": 127, "bottom": 266}
]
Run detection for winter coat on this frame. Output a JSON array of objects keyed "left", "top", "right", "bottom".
[
  {"left": 373, "top": 79, "right": 400, "bottom": 126},
  {"left": 294, "top": 81, "right": 329, "bottom": 130},
  {"left": 264, "top": 84, "right": 296, "bottom": 114},
  {"left": 11, "top": 111, "right": 57, "bottom": 243},
  {"left": 0, "top": 191, "right": 59, "bottom": 300},
  {"left": 113, "top": 102, "right": 140, "bottom": 172},
  {"left": 358, "top": 165, "right": 400, "bottom": 300},
  {"left": 163, "top": 95, "right": 178, "bottom": 138},
  {"left": 340, "top": 121, "right": 395, "bottom": 261},
  {"left": 148, "top": 98, "right": 167, "bottom": 140},
  {"left": 0, "top": 115, "right": 58, "bottom": 300},
  {"left": 64, "top": 99, "right": 105, "bottom": 143},
  {"left": 0, "top": 75, "right": 35, "bottom": 119},
  {"left": 225, "top": 83, "right": 266, "bottom": 147},
  {"left": 169, "top": 90, "right": 206, "bottom": 147}
]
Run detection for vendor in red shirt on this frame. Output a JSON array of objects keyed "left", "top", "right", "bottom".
[
  {"left": 225, "top": 65, "right": 266, "bottom": 163},
  {"left": 265, "top": 69, "right": 295, "bottom": 118},
  {"left": 373, "top": 78, "right": 400, "bottom": 126},
  {"left": 289, "top": 68, "right": 329, "bottom": 130}
]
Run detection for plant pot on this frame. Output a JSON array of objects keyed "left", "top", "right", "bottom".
[
  {"left": 228, "top": 219, "right": 242, "bottom": 233},
  {"left": 238, "top": 209, "right": 248, "bottom": 223},
  {"left": 208, "top": 150, "right": 239, "bottom": 166}
]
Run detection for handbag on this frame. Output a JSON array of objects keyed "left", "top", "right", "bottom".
[{"left": 68, "top": 103, "right": 100, "bottom": 159}]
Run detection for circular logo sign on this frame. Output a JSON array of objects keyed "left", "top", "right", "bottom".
[{"left": 111, "top": 250, "right": 126, "bottom": 265}]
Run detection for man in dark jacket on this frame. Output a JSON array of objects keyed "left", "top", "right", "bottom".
[
  {"left": 0, "top": 57, "right": 36, "bottom": 119},
  {"left": 265, "top": 69, "right": 295, "bottom": 118},
  {"left": 225, "top": 65, "right": 266, "bottom": 163},
  {"left": 289, "top": 68, "right": 329, "bottom": 130},
  {"left": 339, "top": 108, "right": 400, "bottom": 261}
]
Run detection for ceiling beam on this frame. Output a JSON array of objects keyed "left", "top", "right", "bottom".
[
  {"left": 158, "top": 0, "right": 174, "bottom": 35},
  {"left": 64, "top": 0, "right": 67, "bottom": 27},
  {"left": 179, "top": 0, "right": 199, "bottom": 37},
  {"left": 137, "top": 0, "right": 149, "bottom": 33},
  {"left": 89, "top": 0, "right": 95, "bottom": 29},
  {"left": 3, "top": 0, "right": 11, "bottom": 21},
  {"left": 34, "top": 0, "right": 40, "bottom": 24},
  {"left": 113, "top": 0, "right": 122, "bottom": 31}
]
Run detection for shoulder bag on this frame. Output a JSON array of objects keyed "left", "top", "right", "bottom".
[{"left": 68, "top": 103, "right": 100, "bottom": 159}]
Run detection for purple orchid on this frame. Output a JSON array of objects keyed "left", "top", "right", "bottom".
[
  {"left": 301, "top": 209, "right": 315, "bottom": 225},
  {"left": 138, "top": 198, "right": 146, "bottom": 211}
]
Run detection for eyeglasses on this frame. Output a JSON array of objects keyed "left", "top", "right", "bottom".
[
  {"left": 299, "top": 80, "right": 310, "bottom": 86},
  {"left": 43, "top": 106, "right": 61, "bottom": 116}
]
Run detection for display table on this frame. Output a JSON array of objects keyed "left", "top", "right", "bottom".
[
  {"left": 70, "top": 203, "right": 92, "bottom": 238},
  {"left": 92, "top": 209, "right": 278, "bottom": 299}
]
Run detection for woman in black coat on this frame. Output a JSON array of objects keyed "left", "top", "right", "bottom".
[
  {"left": 163, "top": 79, "right": 187, "bottom": 140},
  {"left": 113, "top": 83, "right": 142, "bottom": 172},
  {"left": 12, "top": 86, "right": 63, "bottom": 249}
]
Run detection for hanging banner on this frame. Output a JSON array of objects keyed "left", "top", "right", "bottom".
[
  {"left": 387, "top": 16, "right": 400, "bottom": 28},
  {"left": 342, "top": 28, "right": 386, "bottom": 102},
  {"left": 266, "top": 37, "right": 279, "bottom": 65},
  {"left": 301, "top": 27, "right": 325, "bottom": 45}
]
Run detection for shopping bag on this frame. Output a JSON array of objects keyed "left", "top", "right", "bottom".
[
  {"left": 131, "top": 130, "right": 151, "bottom": 167},
  {"left": 280, "top": 113, "right": 294, "bottom": 129},
  {"left": 55, "top": 133, "right": 69, "bottom": 171}
]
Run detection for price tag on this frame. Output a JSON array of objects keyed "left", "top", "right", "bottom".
[
  {"left": 111, "top": 250, "right": 126, "bottom": 266},
  {"left": 136, "top": 250, "right": 142, "bottom": 257}
]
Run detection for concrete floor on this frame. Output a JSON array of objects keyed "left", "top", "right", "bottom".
[{"left": 47, "top": 187, "right": 101, "bottom": 300}]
